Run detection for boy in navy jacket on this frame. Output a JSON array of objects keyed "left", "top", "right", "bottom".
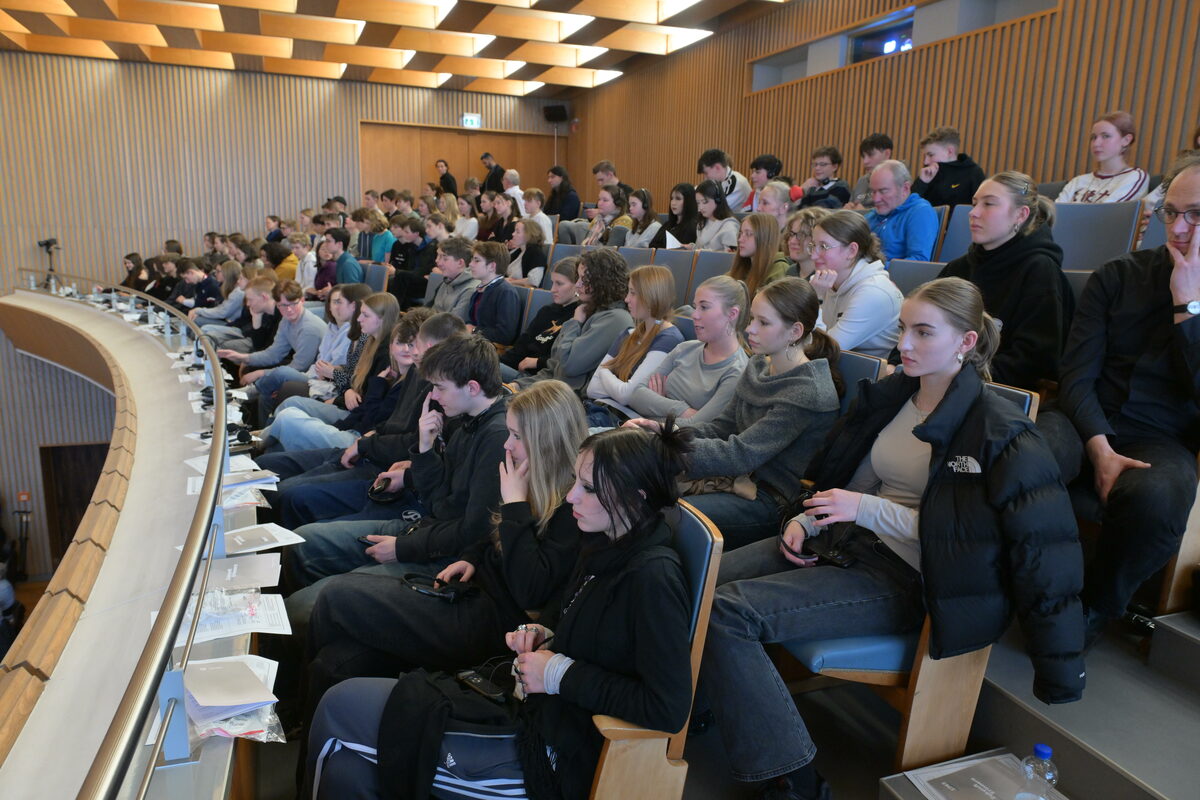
[{"left": 466, "top": 241, "right": 521, "bottom": 345}]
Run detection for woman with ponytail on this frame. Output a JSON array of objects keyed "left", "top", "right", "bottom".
[
  {"left": 626, "top": 275, "right": 750, "bottom": 423},
  {"left": 628, "top": 277, "right": 842, "bottom": 550},
  {"left": 938, "top": 170, "right": 1073, "bottom": 389},
  {"left": 305, "top": 421, "right": 696, "bottom": 800},
  {"left": 702, "top": 277, "right": 1085, "bottom": 799}
]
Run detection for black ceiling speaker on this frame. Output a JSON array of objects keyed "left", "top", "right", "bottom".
[{"left": 543, "top": 105, "right": 569, "bottom": 123}]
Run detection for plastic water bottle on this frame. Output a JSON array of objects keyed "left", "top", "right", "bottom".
[{"left": 1016, "top": 743, "right": 1058, "bottom": 800}]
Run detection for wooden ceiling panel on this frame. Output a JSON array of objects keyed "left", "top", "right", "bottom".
[
  {"left": 0, "top": 0, "right": 75, "bottom": 15},
  {"left": 139, "top": 44, "right": 234, "bottom": 67},
  {"left": 333, "top": 0, "right": 447, "bottom": 29},
  {"left": 388, "top": 27, "right": 490, "bottom": 57},
  {"left": 323, "top": 41, "right": 413, "bottom": 69},
  {"left": 0, "top": 9, "right": 28, "bottom": 32},
  {"left": 45, "top": 14, "right": 167, "bottom": 46},
  {"left": 533, "top": 64, "right": 620, "bottom": 87},
  {"left": 367, "top": 66, "right": 448, "bottom": 87},
  {"left": 3, "top": 0, "right": 747, "bottom": 98},
  {"left": 6, "top": 32, "right": 117, "bottom": 57},
  {"left": 463, "top": 77, "right": 542, "bottom": 95},
  {"left": 258, "top": 9, "right": 361, "bottom": 43},
  {"left": 263, "top": 53, "right": 344, "bottom": 78},
  {"left": 434, "top": 53, "right": 522, "bottom": 79},
  {"left": 505, "top": 40, "right": 609, "bottom": 67},
  {"left": 472, "top": 7, "right": 594, "bottom": 44},
  {"left": 104, "top": 0, "right": 226, "bottom": 32},
  {"left": 197, "top": 29, "right": 292, "bottom": 56},
  {"left": 594, "top": 21, "right": 710, "bottom": 54},
  {"left": 213, "top": 0, "right": 297, "bottom": 12}
]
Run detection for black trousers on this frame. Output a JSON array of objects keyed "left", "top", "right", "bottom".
[{"left": 1037, "top": 410, "right": 1198, "bottom": 617}]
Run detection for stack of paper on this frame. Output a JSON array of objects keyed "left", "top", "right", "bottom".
[{"left": 184, "top": 659, "right": 277, "bottom": 726}]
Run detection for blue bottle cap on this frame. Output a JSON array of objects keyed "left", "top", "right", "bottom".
[{"left": 1034, "top": 743, "right": 1053, "bottom": 760}]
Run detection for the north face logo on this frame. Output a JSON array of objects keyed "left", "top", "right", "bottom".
[
  {"left": 445, "top": 752, "right": 457, "bottom": 768},
  {"left": 948, "top": 456, "right": 982, "bottom": 473}
]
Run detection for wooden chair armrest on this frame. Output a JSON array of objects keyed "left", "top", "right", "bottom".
[{"left": 592, "top": 715, "right": 671, "bottom": 741}]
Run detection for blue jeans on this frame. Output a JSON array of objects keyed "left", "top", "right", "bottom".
[
  {"left": 266, "top": 407, "right": 358, "bottom": 452},
  {"left": 684, "top": 490, "right": 782, "bottom": 552},
  {"left": 282, "top": 512, "right": 427, "bottom": 592},
  {"left": 701, "top": 531, "right": 924, "bottom": 782},
  {"left": 255, "top": 365, "right": 312, "bottom": 424},
  {"left": 279, "top": 474, "right": 407, "bottom": 529}
]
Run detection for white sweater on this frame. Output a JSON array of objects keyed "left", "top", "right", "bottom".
[
  {"left": 1057, "top": 167, "right": 1149, "bottom": 203},
  {"left": 816, "top": 258, "right": 902, "bottom": 357}
]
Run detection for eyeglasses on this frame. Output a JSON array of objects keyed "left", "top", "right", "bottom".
[
  {"left": 278, "top": 300, "right": 302, "bottom": 309},
  {"left": 1153, "top": 206, "right": 1200, "bottom": 226},
  {"left": 805, "top": 240, "right": 845, "bottom": 254}
]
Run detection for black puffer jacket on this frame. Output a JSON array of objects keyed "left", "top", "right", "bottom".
[{"left": 806, "top": 364, "right": 1086, "bottom": 703}]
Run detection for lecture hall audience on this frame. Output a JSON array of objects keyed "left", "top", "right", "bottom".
[{"left": 117, "top": 116, "right": 1200, "bottom": 799}]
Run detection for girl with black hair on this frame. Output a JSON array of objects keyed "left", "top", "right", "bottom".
[
  {"left": 652, "top": 182, "right": 700, "bottom": 248},
  {"left": 691, "top": 179, "right": 740, "bottom": 252},
  {"left": 545, "top": 165, "right": 582, "bottom": 221},
  {"left": 305, "top": 422, "right": 696, "bottom": 800}
]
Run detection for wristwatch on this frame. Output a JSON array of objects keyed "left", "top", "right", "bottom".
[{"left": 1173, "top": 300, "right": 1200, "bottom": 315}]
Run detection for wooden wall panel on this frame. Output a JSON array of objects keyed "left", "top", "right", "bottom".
[
  {"left": 0, "top": 333, "right": 115, "bottom": 578},
  {"left": 359, "top": 124, "right": 565, "bottom": 201},
  {"left": 0, "top": 50, "right": 564, "bottom": 291},
  {"left": 566, "top": 0, "right": 1200, "bottom": 207}
]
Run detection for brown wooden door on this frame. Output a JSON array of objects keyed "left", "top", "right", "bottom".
[{"left": 39, "top": 443, "right": 109, "bottom": 567}]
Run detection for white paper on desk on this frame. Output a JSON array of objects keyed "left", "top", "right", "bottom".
[
  {"left": 227, "top": 406, "right": 243, "bottom": 425},
  {"left": 191, "top": 400, "right": 207, "bottom": 414},
  {"left": 187, "top": 475, "right": 205, "bottom": 495},
  {"left": 183, "top": 453, "right": 259, "bottom": 475},
  {"left": 223, "top": 471, "right": 278, "bottom": 492},
  {"left": 230, "top": 389, "right": 250, "bottom": 401},
  {"left": 172, "top": 360, "right": 193, "bottom": 370},
  {"left": 174, "top": 592, "right": 291, "bottom": 646},
  {"left": 185, "top": 660, "right": 277, "bottom": 726},
  {"left": 204, "top": 553, "right": 281, "bottom": 591},
  {"left": 224, "top": 522, "right": 303, "bottom": 554},
  {"left": 905, "top": 752, "right": 1068, "bottom": 800},
  {"left": 664, "top": 230, "right": 682, "bottom": 249},
  {"left": 123, "top": 312, "right": 142, "bottom": 322}
]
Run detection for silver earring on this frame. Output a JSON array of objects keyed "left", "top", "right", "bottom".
[{"left": 955, "top": 352, "right": 964, "bottom": 364}]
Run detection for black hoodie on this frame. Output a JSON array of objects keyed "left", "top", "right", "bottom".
[
  {"left": 913, "top": 153, "right": 986, "bottom": 208},
  {"left": 939, "top": 224, "right": 1074, "bottom": 389}
]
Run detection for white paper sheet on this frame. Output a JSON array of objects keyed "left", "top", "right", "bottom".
[
  {"left": 173, "top": 592, "right": 292, "bottom": 646},
  {"left": 184, "top": 660, "right": 276, "bottom": 726},
  {"left": 203, "top": 553, "right": 281, "bottom": 591},
  {"left": 223, "top": 522, "right": 304, "bottom": 554}
]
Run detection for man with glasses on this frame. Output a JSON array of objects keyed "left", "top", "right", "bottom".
[
  {"left": 865, "top": 159, "right": 939, "bottom": 263},
  {"left": 1038, "top": 152, "right": 1200, "bottom": 648}
]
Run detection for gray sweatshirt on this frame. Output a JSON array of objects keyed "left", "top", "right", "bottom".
[
  {"left": 194, "top": 287, "right": 244, "bottom": 325},
  {"left": 433, "top": 271, "right": 482, "bottom": 321},
  {"left": 517, "top": 302, "right": 633, "bottom": 391},
  {"left": 245, "top": 308, "right": 327, "bottom": 370},
  {"left": 681, "top": 355, "right": 840, "bottom": 497},
  {"left": 627, "top": 340, "right": 748, "bottom": 423}
]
